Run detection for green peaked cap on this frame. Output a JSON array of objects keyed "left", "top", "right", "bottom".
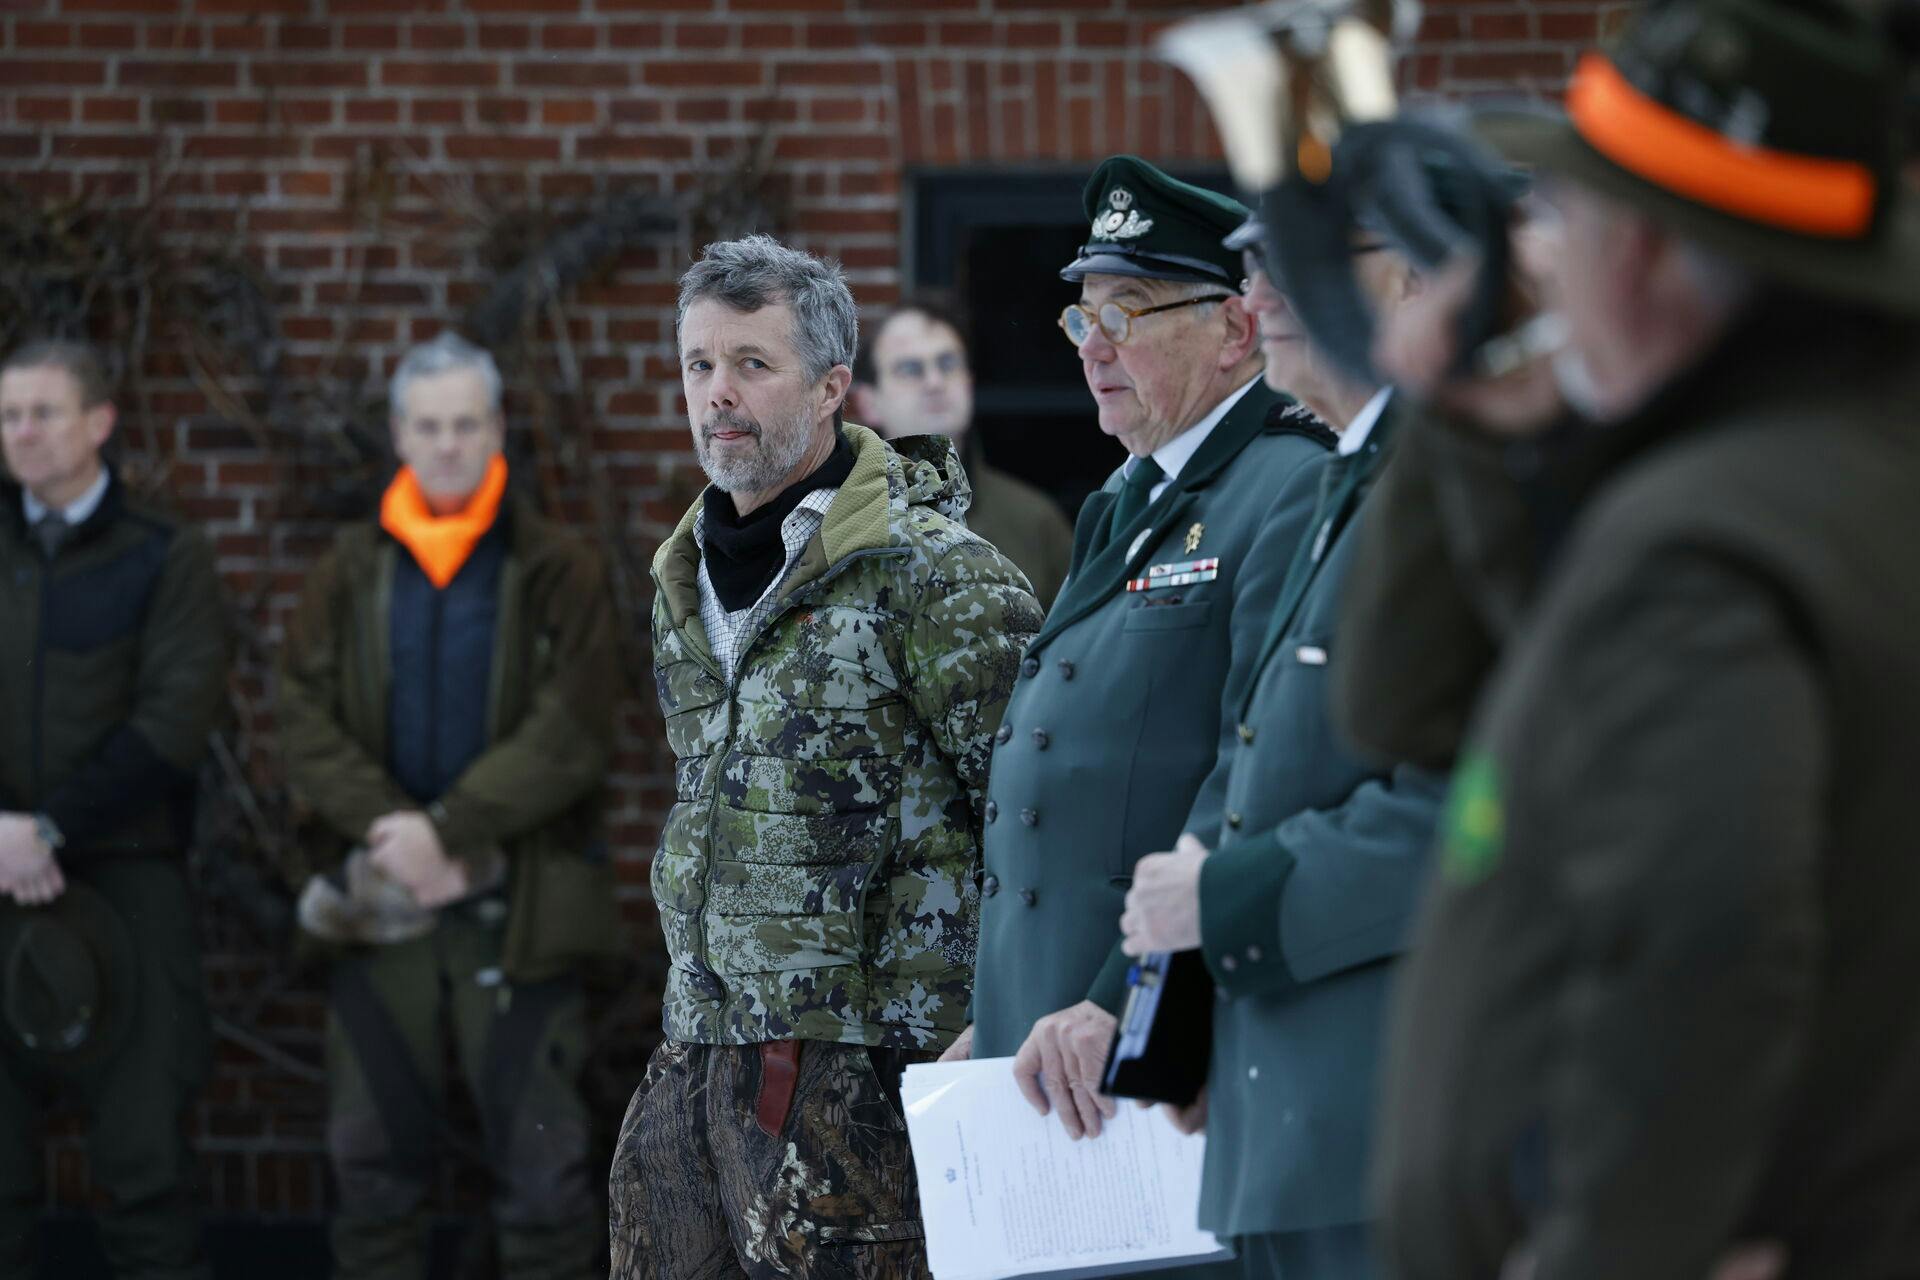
[{"left": 1061, "top": 155, "right": 1249, "bottom": 286}]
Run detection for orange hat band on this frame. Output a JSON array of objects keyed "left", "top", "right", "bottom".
[{"left": 1566, "top": 52, "right": 1878, "bottom": 240}]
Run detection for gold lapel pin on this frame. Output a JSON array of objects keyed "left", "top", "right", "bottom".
[{"left": 1184, "top": 522, "right": 1205, "bottom": 554}]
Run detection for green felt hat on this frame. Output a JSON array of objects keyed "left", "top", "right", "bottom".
[
  {"left": 1062, "top": 155, "right": 1250, "bottom": 286},
  {"left": 0, "top": 881, "right": 138, "bottom": 1069},
  {"left": 1477, "top": 0, "right": 1920, "bottom": 315}
]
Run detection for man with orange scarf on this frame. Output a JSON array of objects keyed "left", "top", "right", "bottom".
[{"left": 279, "top": 332, "right": 621, "bottom": 1280}]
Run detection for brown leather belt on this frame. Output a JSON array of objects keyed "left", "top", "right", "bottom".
[{"left": 756, "top": 1040, "right": 803, "bottom": 1137}]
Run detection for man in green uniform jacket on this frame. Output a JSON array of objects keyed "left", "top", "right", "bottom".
[
  {"left": 852, "top": 293, "right": 1076, "bottom": 607},
  {"left": 959, "top": 156, "right": 1331, "bottom": 1162},
  {"left": 279, "top": 333, "right": 622, "bottom": 1280},
  {"left": 1118, "top": 219, "right": 1445, "bottom": 1278},
  {"left": 0, "top": 340, "right": 229, "bottom": 1278},
  {"left": 608, "top": 236, "right": 1039, "bottom": 1280},
  {"left": 1337, "top": 3, "right": 1920, "bottom": 1276}
]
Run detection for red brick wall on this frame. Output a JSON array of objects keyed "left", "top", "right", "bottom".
[{"left": 1, "top": 0, "right": 1614, "bottom": 1221}]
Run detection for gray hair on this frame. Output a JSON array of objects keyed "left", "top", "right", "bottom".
[
  {"left": 389, "top": 331, "right": 503, "bottom": 418},
  {"left": 2, "top": 339, "right": 110, "bottom": 407},
  {"left": 676, "top": 234, "right": 858, "bottom": 383}
]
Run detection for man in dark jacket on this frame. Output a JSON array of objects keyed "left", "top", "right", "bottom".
[
  {"left": 851, "top": 293, "right": 1076, "bottom": 607},
  {"left": 279, "top": 332, "right": 622, "bottom": 1280},
  {"left": 1340, "top": 2, "right": 1920, "bottom": 1276},
  {"left": 0, "top": 339, "right": 228, "bottom": 1277}
]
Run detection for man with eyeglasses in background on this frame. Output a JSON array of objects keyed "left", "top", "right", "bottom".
[
  {"left": 954, "top": 156, "right": 1330, "bottom": 1218},
  {"left": 851, "top": 293, "right": 1075, "bottom": 607}
]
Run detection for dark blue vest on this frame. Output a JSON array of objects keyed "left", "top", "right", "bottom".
[{"left": 386, "top": 526, "right": 505, "bottom": 805}]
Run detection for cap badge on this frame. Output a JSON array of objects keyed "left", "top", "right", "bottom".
[{"left": 1093, "top": 186, "right": 1155, "bottom": 242}]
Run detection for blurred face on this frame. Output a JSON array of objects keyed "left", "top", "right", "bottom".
[
  {"left": 1542, "top": 184, "right": 1643, "bottom": 421},
  {"left": 1072, "top": 274, "right": 1247, "bottom": 457},
  {"left": 391, "top": 368, "right": 504, "bottom": 512},
  {"left": 680, "top": 297, "right": 846, "bottom": 496},
  {"left": 865, "top": 311, "right": 974, "bottom": 440},
  {"left": 1243, "top": 241, "right": 1409, "bottom": 426},
  {"left": 0, "top": 364, "right": 113, "bottom": 508}
]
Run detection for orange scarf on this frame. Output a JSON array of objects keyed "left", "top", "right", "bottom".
[{"left": 379, "top": 455, "right": 508, "bottom": 589}]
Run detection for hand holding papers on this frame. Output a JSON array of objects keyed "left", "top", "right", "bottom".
[{"left": 901, "top": 1057, "right": 1231, "bottom": 1280}]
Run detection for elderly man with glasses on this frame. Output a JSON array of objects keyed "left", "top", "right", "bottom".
[{"left": 955, "top": 153, "right": 1330, "bottom": 1216}]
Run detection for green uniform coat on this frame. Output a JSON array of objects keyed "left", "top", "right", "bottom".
[
  {"left": 278, "top": 489, "right": 624, "bottom": 984},
  {"left": 1355, "top": 311, "right": 1920, "bottom": 1278},
  {"left": 1194, "top": 398, "right": 1443, "bottom": 1254},
  {"left": 649, "top": 426, "right": 1041, "bottom": 1051},
  {"left": 972, "top": 382, "right": 1331, "bottom": 1057}
]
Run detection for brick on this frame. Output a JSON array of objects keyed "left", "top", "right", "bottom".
[
  {"left": 540, "top": 97, "right": 599, "bottom": 126},
  {"left": 250, "top": 61, "right": 369, "bottom": 88},
  {"left": 13, "top": 22, "right": 75, "bottom": 48},
  {"left": 212, "top": 171, "right": 269, "bottom": 196},
  {"left": 184, "top": 135, "right": 302, "bottom": 160},
  {"left": 408, "top": 20, "right": 468, "bottom": 49},
  {"left": 209, "top": 23, "right": 270, "bottom": 50},
  {"left": 466, "top": 0, "right": 581, "bottom": 11},
  {"left": 576, "top": 132, "right": 693, "bottom": 160},
  {"left": 541, "top": 21, "right": 599, "bottom": 49},
  {"left": 345, "top": 99, "right": 401, "bottom": 124},
  {"left": 152, "top": 95, "right": 206, "bottom": 124},
  {"left": 445, "top": 134, "right": 561, "bottom": 161},
  {"left": 477, "top": 20, "right": 531, "bottom": 49},
  {"left": 195, "top": 0, "right": 309, "bottom": 12},
  {"left": 776, "top": 132, "right": 889, "bottom": 161},
  {"left": 606, "top": 22, "right": 665, "bottom": 48},
  {"left": 741, "top": 22, "right": 797, "bottom": 49},
  {"left": 51, "top": 132, "right": 154, "bottom": 159},
  {"left": 640, "top": 59, "right": 762, "bottom": 87},
  {"left": 609, "top": 97, "right": 664, "bottom": 124},
  {"left": 117, "top": 59, "right": 236, "bottom": 87},
  {"left": 409, "top": 98, "right": 464, "bottom": 124},
  {"left": 16, "top": 96, "right": 75, "bottom": 124},
  {"left": 773, "top": 57, "right": 883, "bottom": 87},
  {"left": 0, "top": 59, "right": 108, "bottom": 86},
  {"left": 61, "top": 0, "right": 178, "bottom": 12},
  {"left": 342, "top": 23, "right": 402, "bottom": 50},
  {"left": 514, "top": 58, "right": 630, "bottom": 88},
  {"left": 380, "top": 59, "right": 499, "bottom": 87},
  {"left": 277, "top": 170, "right": 335, "bottom": 197},
  {"left": 275, "top": 21, "right": 331, "bottom": 49},
  {"left": 0, "top": 132, "right": 41, "bottom": 159},
  {"left": 475, "top": 96, "right": 532, "bottom": 125},
  {"left": 213, "top": 99, "right": 269, "bottom": 125},
  {"left": 1447, "top": 49, "right": 1570, "bottom": 82},
  {"left": 672, "top": 20, "right": 731, "bottom": 49}
]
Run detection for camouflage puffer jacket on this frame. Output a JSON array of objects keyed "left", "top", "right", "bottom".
[{"left": 650, "top": 424, "right": 1043, "bottom": 1051}]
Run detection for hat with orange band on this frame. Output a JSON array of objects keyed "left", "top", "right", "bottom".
[{"left": 1477, "top": 0, "right": 1920, "bottom": 315}]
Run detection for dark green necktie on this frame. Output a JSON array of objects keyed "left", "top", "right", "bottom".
[
  {"left": 1107, "top": 456, "right": 1165, "bottom": 545},
  {"left": 34, "top": 512, "right": 69, "bottom": 560}
]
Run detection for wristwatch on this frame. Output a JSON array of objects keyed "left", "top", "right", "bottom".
[{"left": 31, "top": 813, "right": 64, "bottom": 851}]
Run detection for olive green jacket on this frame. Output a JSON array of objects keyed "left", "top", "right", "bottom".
[
  {"left": 277, "top": 490, "right": 623, "bottom": 983},
  {"left": 649, "top": 426, "right": 1041, "bottom": 1050},
  {"left": 0, "top": 474, "right": 228, "bottom": 860}
]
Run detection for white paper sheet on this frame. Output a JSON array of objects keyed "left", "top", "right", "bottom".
[{"left": 901, "top": 1057, "right": 1232, "bottom": 1280}]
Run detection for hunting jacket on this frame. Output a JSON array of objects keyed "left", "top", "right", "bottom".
[{"left": 650, "top": 424, "right": 1042, "bottom": 1051}]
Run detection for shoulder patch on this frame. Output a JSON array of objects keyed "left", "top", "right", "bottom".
[{"left": 1440, "top": 751, "right": 1505, "bottom": 886}]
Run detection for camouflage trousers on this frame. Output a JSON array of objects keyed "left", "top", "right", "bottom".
[{"left": 608, "top": 1039, "right": 934, "bottom": 1280}]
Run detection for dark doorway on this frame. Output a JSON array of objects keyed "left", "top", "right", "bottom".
[{"left": 908, "top": 166, "right": 1235, "bottom": 521}]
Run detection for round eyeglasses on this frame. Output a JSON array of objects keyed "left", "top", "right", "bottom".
[{"left": 1058, "top": 293, "right": 1234, "bottom": 347}]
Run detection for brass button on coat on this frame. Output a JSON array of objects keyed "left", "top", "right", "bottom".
[
  {"left": 983, "top": 875, "right": 1000, "bottom": 897},
  {"left": 1020, "top": 808, "right": 1039, "bottom": 827},
  {"left": 1226, "top": 812, "right": 1243, "bottom": 829},
  {"left": 985, "top": 800, "right": 999, "bottom": 823},
  {"left": 1237, "top": 723, "right": 1255, "bottom": 744},
  {"left": 1021, "top": 657, "right": 1041, "bottom": 678},
  {"left": 1057, "top": 659, "right": 1075, "bottom": 680},
  {"left": 995, "top": 724, "right": 1012, "bottom": 745},
  {"left": 1032, "top": 729, "right": 1050, "bottom": 750},
  {"left": 1019, "top": 888, "right": 1037, "bottom": 907},
  {"left": 1220, "top": 954, "right": 1239, "bottom": 972}
]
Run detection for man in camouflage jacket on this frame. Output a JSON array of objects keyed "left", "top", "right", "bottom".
[{"left": 609, "top": 236, "right": 1040, "bottom": 1280}]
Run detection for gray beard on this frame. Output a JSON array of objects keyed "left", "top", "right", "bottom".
[{"left": 694, "top": 405, "right": 814, "bottom": 495}]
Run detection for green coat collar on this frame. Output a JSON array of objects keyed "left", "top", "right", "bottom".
[{"left": 1030, "top": 382, "right": 1290, "bottom": 652}]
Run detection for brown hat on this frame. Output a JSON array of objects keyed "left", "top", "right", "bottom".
[{"left": 1477, "top": 0, "right": 1920, "bottom": 315}]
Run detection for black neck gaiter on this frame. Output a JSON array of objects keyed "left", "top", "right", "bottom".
[{"left": 701, "top": 430, "right": 856, "bottom": 611}]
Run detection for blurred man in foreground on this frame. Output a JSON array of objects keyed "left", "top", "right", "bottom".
[
  {"left": 1341, "top": 2, "right": 1920, "bottom": 1275},
  {"left": 0, "top": 340, "right": 228, "bottom": 1277},
  {"left": 852, "top": 294, "right": 1074, "bottom": 607}
]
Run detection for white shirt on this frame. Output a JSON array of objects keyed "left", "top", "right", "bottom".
[
  {"left": 693, "top": 487, "right": 838, "bottom": 682},
  {"left": 21, "top": 466, "right": 109, "bottom": 527},
  {"left": 1125, "top": 374, "right": 1265, "bottom": 504},
  {"left": 1337, "top": 387, "right": 1394, "bottom": 456}
]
